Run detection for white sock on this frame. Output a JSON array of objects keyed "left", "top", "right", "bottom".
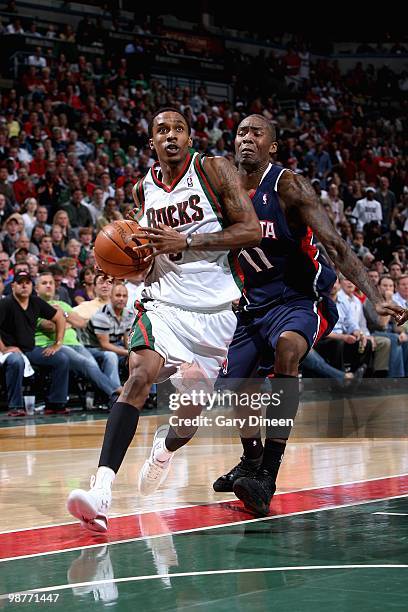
[
  {"left": 94, "top": 466, "right": 115, "bottom": 489},
  {"left": 154, "top": 438, "right": 173, "bottom": 463}
]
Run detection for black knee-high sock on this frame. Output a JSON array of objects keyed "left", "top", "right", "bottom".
[
  {"left": 240, "top": 432, "right": 264, "bottom": 460},
  {"left": 99, "top": 402, "right": 140, "bottom": 473},
  {"left": 165, "top": 425, "right": 198, "bottom": 452},
  {"left": 262, "top": 374, "right": 299, "bottom": 477}
]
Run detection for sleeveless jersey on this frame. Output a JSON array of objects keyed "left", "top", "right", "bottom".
[
  {"left": 131, "top": 151, "right": 243, "bottom": 311},
  {"left": 239, "top": 164, "right": 336, "bottom": 312}
]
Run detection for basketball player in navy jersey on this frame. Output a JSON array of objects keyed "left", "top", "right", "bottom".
[{"left": 213, "top": 114, "right": 407, "bottom": 516}]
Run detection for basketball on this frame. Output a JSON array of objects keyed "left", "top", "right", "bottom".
[{"left": 94, "top": 220, "right": 152, "bottom": 278}]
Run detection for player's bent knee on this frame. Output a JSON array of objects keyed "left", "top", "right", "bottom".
[{"left": 125, "top": 366, "right": 155, "bottom": 399}]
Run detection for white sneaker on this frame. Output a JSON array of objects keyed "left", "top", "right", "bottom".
[
  {"left": 138, "top": 425, "right": 174, "bottom": 496},
  {"left": 67, "top": 475, "right": 111, "bottom": 533}
]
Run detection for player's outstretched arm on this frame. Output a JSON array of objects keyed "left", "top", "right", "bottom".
[{"left": 278, "top": 172, "right": 408, "bottom": 322}]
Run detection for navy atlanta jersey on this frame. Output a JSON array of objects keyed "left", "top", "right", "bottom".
[{"left": 239, "top": 164, "right": 337, "bottom": 311}]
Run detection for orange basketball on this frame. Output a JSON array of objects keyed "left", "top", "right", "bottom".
[{"left": 94, "top": 220, "right": 152, "bottom": 279}]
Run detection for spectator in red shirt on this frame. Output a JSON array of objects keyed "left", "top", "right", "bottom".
[
  {"left": 38, "top": 234, "right": 57, "bottom": 267},
  {"left": 79, "top": 169, "right": 95, "bottom": 198},
  {"left": 13, "top": 167, "right": 36, "bottom": 205},
  {"left": 359, "top": 149, "right": 379, "bottom": 184},
  {"left": 115, "top": 164, "right": 137, "bottom": 189},
  {"left": 375, "top": 146, "right": 395, "bottom": 173},
  {"left": 341, "top": 148, "right": 357, "bottom": 182},
  {"left": 283, "top": 47, "right": 301, "bottom": 77},
  {"left": 22, "top": 66, "right": 41, "bottom": 93},
  {"left": 29, "top": 147, "right": 48, "bottom": 180},
  {"left": 86, "top": 96, "right": 103, "bottom": 123}
]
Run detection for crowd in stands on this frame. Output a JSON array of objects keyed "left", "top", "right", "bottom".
[{"left": 0, "top": 8, "right": 407, "bottom": 415}]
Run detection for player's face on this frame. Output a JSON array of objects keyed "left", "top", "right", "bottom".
[
  {"left": 235, "top": 118, "right": 277, "bottom": 168},
  {"left": 150, "top": 112, "right": 192, "bottom": 165}
]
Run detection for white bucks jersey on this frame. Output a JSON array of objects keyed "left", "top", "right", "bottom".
[{"left": 131, "top": 151, "right": 243, "bottom": 310}]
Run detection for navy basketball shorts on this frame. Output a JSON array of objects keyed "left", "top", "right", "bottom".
[{"left": 219, "top": 296, "right": 338, "bottom": 380}]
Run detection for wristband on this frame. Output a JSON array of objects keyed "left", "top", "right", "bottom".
[{"left": 185, "top": 235, "right": 193, "bottom": 249}]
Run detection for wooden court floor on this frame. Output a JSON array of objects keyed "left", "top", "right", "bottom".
[{"left": 1, "top": 395, "right": 408, "bottom": 610}]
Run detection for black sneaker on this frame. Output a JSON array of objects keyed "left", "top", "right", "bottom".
[
  {"left": 233, "top": 468, "right": 276, "bottom": 516},
  {"left": 213, "top": 455, "right": 262, "bottom": 492}
]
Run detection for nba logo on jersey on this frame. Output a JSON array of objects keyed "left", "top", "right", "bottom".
[
  {"left": 263, "top": 193, "right": 268, "bottom": 205},
  {"left": 187, "top": 176, "right": 193, "bottom": 187}
]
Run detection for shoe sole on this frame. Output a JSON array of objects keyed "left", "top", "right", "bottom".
[
  {"left": 233, "top": 482, "right": 270, "bottom": 517},
  {"left": 67, "top": 490, "right": 108, "bottom": 533},
  {"left": 213, "top": 482, "right": 234, "bottom": 493}
]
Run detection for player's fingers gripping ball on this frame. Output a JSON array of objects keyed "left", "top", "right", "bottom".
[{"left": 94, "top": 220, "right": 152, "bottom": 278}]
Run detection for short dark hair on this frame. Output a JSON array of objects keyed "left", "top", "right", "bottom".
[
  {"left": 79, "top": 265, "right": 94, "bottom": 284},
  {"left": 48, "top": 263, "right": 64, "bottom": 276},
  {"left": 94, "top": 271, "right": 113, "bottom": 285},
  {"left": 148, "top": 107, "right": 191, "bottom": 138},
  {"left": 37, "top": 270, "right": 54, "bottom": 279}
]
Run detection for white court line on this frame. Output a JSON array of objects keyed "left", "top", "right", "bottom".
[
  {"left": 1, "top": 471, "right": 407, "bottom": 536},
  {"left": 0, "top": 443, "right": 263, "bottom": 455},
  {"left": 1, "top": 471, "right": 408, "bottom": 536},
  {"left": 2, "top": 564, "right": 407, "bottom": 598},
  {"left": 1, "top": 493, "right": 407, "bottom": 564},
  {"left": 2, "top": 438, "right": 407, "bottom": 455},
  {"left": 373, "top": 512, "right": 408, "bottom": 516}
]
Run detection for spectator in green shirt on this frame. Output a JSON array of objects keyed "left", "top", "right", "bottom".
[{"left": 35, "top": 272, "right": 121, "bottom": 403}]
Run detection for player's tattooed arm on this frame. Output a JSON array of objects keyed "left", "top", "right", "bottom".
[
  {"left": 278, "top": 172, "right": 407, "bottom": 322},
  {"left": 127, "top": 182, "right": 143, "bottom": 222},
  {"left": 190, "top": 156, "right": 261, "bottom": 250}
]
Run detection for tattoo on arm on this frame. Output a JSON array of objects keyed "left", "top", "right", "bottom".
[
  {"left": 127, "top": 183, "right": 142, "bottom": 221},
  {"left": 189, "top": 157, "right": 261, "bottom": 250},
  {"left": 278, "top": 172, "right": 383, "bottom": 305}
]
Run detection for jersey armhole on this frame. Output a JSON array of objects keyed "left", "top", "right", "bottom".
[
  {"left": 198, "top": 155, "right": 222, "bottom": 201},
  {"left": 194, "top": 154, "right": 224, "bottom": 223},
  {"left": 274, "top": 168, "right": 289, "bottom": 192}
]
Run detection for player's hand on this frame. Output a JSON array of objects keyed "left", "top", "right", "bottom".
[
  {"left": 132, "top": 224, "right": 187, "bottom": 262},
  {"left": 375, "top": 301, "right": 408, "bottom": 323}
]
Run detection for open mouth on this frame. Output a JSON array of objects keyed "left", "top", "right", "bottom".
[
  {"left": 241, "top": 148, "right": 255, "bottom": 154},
  {"left": 166, "top": 144, "right": 179, "bottom": 154}
]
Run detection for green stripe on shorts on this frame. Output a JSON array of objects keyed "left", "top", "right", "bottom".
[{"left": 129, "top": 310, "right": 155, "bottom": 352}]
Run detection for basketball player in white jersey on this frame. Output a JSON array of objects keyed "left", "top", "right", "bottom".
[{"left": 67, "top": 108, "right": 262, "bottom": 532}]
